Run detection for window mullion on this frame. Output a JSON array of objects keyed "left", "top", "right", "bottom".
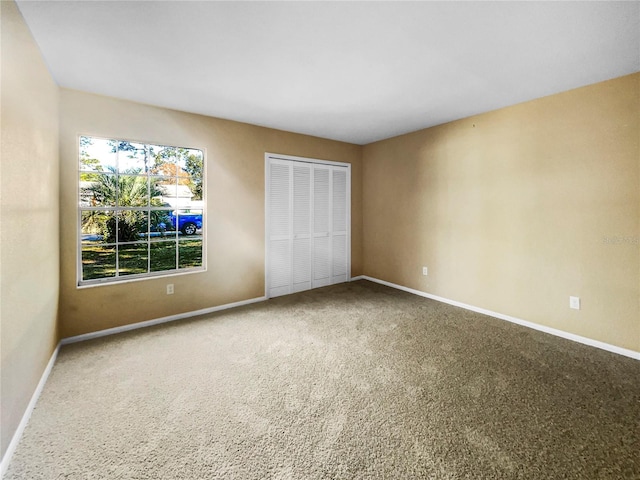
[{"left": 174, "top": 175, "right": 179, "bottom": 270}]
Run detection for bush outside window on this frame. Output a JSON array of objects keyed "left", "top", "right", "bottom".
[{"left": 79, "top": 136, "right": 204, "bottom": 285}]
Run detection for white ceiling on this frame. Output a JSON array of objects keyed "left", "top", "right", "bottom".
[{"left": 16, "top": 1, "right": 640, "bottom": 145}]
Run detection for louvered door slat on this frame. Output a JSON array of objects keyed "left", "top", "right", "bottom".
[
  {"left": 292, "top": 164, "right": 312, "bottom": 291},
  {"left": 332, "top": 169, "right": 347, "bottom": 233},
  {"left": 332, "top": 234, "right": 347, "bottom": 278},
  {"left": 269, "top": 164, "right": 290, "bottom": 237},
  {"left": 312, "top": 166, "right": 331, "bottom": 287},
  {"left": 293, "top": 166, "right": 311, "bottom": 235},
  {"left": 313, "top": 168, "right": 329, "bottom": 234}
]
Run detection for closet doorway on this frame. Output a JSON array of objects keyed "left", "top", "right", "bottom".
[{"left": 265, "top": 153, "right": 351, "bottom": 298}]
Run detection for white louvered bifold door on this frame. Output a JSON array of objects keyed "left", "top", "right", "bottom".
[
  {"left": 292, "top": 163, "right": 312, "bottom": 292},
  {"left": 331, "top": 168, "right": 348, "bottom": 284},
  {"left": 267, "top": 156, "right": 350, "bottom": 298},
  {"left": 268, "top": 161, "right": 292, "bottom": 298},
  {"left": 312, "top": 165, "right": 331, "bottom": 288}
]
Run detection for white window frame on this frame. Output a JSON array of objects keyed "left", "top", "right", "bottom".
[{"left": 77, "top": 135, "right": 206, "bottom": 287}]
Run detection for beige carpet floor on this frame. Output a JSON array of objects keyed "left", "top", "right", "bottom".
[{"left": 5, "top": 280, "right": 640, "bottom": 479}]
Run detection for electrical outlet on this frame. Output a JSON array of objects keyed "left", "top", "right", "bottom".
[
  {"left": 569, "top": 296, "right": 580, "bottom": 310},
  {"left": 422, "top": 266, "right": 428, "bottom": 276},
  {"left": 167, "top": 284, "right": 174, "bottom": 295}
]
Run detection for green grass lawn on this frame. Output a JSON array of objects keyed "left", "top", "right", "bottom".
[{"left": 82, "top": 239, "right": 203, "bottom": 281}]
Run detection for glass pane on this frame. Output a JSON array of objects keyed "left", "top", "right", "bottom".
[
  {"left": 146, "top": 144, "right": 169, "bottom": 176},
  {"left": 118, "top": 243, "right": 148, "bottom": 276},
  {"left": 82, "top": 245, "right": 116, "bottom": 281},
  {"left": 182, "top": 149, "right": 204, "bottom": 201},
  {"left": 79, "top": 136, "right": 116, "bottom": 173},
  {"left": 149, "top": 175, "right": 170, "bottom": 207},
  {"left": 79, "top": 172, "right": 117, "bottom": 207},
  {"left": 116, "top": 210, "right": 148, "bottom": 243},
  {"left": 150, "top": 240, "right": 177, "bottom": 272},
  {"left": 149, "top": 209, "right": 175, "bottom": 238},
  {"left": 151, "top": 176, "right": 175, "bottom": 208},
  {"left": 179, "top": 239, "right": 203, "bottom": 269},
  {"left": 188, "top": 178, "right": 203, "bottom": 202},
  {"left": 175, "top": 210, "right": 203, "bottom": 237},
  {"left": 117, "top": 142, "right": 149, "bottom": 173},
  {"left": 178, "top": 148, "right": 203, "bottom": 177},
  {"left": 173, "top": 181, "right": 196, "bottom": 211},
  {"left": 81, "top": 210, "right": 114, "bottom": 244},
  {"left": 117, "top": 175, "right": 149, "bottom": 207},
  {"left": 152, "top": 146, "right": 181, "bottom": 177}
]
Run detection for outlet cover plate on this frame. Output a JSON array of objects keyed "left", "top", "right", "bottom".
[
  {"left": 422, "top": 267, "right": 428, "bottom": 276},
  {"left": 569, "top": 296, "right": 580, "bottom": 310}
]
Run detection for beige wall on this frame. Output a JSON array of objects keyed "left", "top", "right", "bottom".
[
  {"left": 59, "top": 90, "right": 363, "bottom": 338},
  {"left": 363, "top": 73, "right": 640, "bottom": 352},
  {"left": 0, "top": 0, "right": 60, "bottom": 459}
]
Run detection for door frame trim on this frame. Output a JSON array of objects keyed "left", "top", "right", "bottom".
[{"left": 264, "top": 152, "right": 351, "bottom": 298}]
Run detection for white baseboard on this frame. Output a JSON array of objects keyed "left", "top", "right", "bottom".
[
  {"left": 61, "top": 296, "right": 268, "bottom": 345},
  {"left": 350, "top": 275, "right": 365, "bottom": 281},
  {"left": 357, "top": 276, "right": 640, "bottom": 361},
  {"left": 1, "top": 344, "right": 60, "bottom": 479}
]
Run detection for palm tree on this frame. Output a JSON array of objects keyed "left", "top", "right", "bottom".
[{"left": 82, "top": 167, "right": 167, "bottom": 243}]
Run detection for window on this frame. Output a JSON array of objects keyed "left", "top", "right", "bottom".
[{"left": 79, "top": 136, "right": 204, "bottom": 285}]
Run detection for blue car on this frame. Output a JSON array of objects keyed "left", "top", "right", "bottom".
[{"left": 159, "top": 211, "right": 202, "bottom": 235}]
